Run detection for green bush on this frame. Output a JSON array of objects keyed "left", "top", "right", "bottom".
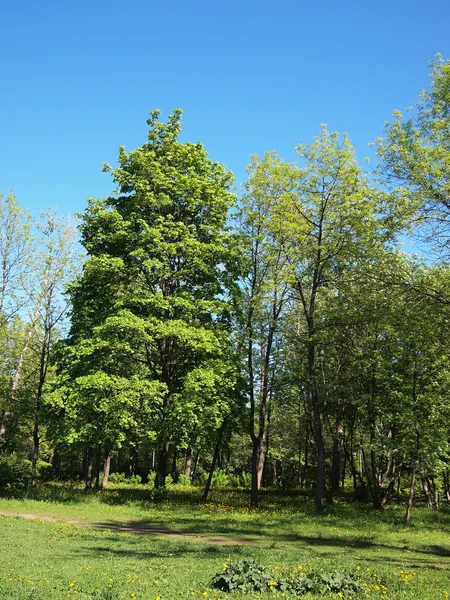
[
  {"left": 211, "top": 560, "right": 363, "bottom": 596},
  {"left": 176, "top": 473, "right": 191, "bottom": 485},
  {"left": 0, "top": 455, "right": 31, "bottom": 490},
  {"left": 211, "top": 559, "right": 272, "bottom": 593},
  {"left": 229, "top": 472, "right": 252, "bottom": 487},
  {"left": 200, "top": 468, "right": 229, "bottom": 488},
  {"left": 108, "top": 472, "right": 141, "bottom": 484},
  {"left": 36, "top": 460, "right": 53, "bottom": 481}
]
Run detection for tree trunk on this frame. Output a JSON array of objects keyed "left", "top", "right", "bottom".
[
  {"left": 128, "top": 446, "right": 137, "bottom": 477},
  {"left": 52, "top": 449, "right": 60, "bottom": 479},
  {"left": 102, "top": 447, "right": 111, "bottom": 488},
  {"left": 202, "top": 428, "right": 224, "bottom": 503},
  {"left": 171, "top": 445, "right": 178, "bottom": 482},
  {"left": 155, "top": 442, "right": 169, "bottom": 488},
  {"left": 422, "top": 477, "right": 433, "bottom": 509},
  {"left": 443, "top": 471, "right": 450, "bottom": 503},
  {"left": 31, "top": 419, "right": 39, "bottom": 488},
  {"left": 251, "top": 434, "right": 265, "bottom": 507},
  {"left": 405, "top": 463, "right": 416, "bottom": 522},
  {"left": 85, "top": 447, "right": 94, "bottom": 492},
  {"left": 0, "top": 409, "right": 9, "bottom": 442},
  {"left": 95, "top": 444, "right": 101, "bottom": 489},
  {"left": 331, "top": 423, "right": 343, "bottom": 493},
  {"left": 0, "top": 338, "right": 30, "bottom": 443},
  {"left": 192, "top": 451, "right": 200, "bottom": 478},
  {"left": 184, "top": 447, "right": 192, "bottom": 477}
]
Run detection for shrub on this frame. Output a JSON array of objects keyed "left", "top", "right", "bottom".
[
  {"left": 36, "top": 460, "right": 53, "bottom": 482},
  {"left": 211, "top": 559, "right": 272, "bottom": 593},
  {"left": 108, "top": 472, "right": 141, "bottom": 484},
  {"left": 200, "top": 468, "right": 229, "bottom": 488},
  {"left": 177, "top": 474, "right": 191, "bottom": 485},
  {"left": 211, "top": 560, "right": 363, "bottom": 596},
  {"left": 0, "top": 455, "right": 31, "bottom": 490},
  {"left": 229, "top": 472, "right": 252, "bottom": 488}
]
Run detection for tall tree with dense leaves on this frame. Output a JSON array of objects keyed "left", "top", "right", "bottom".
[
  {"left": 280, "top": 127, "right": 390, "bottom": 511},
  {"left": 59, "top": 110, "right": 242, "bottom": 488},
  {"left": 377, "top": 54, "right": 450, "bottom": 257}
]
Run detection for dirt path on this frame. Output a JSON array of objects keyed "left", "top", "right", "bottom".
[{"left": 0, "top": 509, "right": 257, "bottom": 546}]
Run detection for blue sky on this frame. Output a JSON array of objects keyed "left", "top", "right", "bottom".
[{"left": 1, "top": 0, "right": 450, "bottom": 217}]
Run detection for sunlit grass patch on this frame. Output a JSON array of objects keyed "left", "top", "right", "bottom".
[{"left": 0, "top": 485, "right": 449, "bottom": 598}]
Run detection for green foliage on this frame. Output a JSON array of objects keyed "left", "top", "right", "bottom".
[
  {"left": 107, "top": 472, "right": 142, "bottom": 484},
  {"left": 377, "top": 54, "right": 450, "bottom": 254},
  {"left": 200, "top": 468, "right": 230, "bottom": 488},
  {"left": 0, "top": 456, "right": 53, "bottom": 489},
  {"left": 0, "top": 486, "right": 449, "bottom": 599},
  {"left": 277, "top": 569, "right": 363, "bottom": 596},
  {"left": 228, "top": 472, "right": 252, "bottom": 487},
  {"left": 176, "top": 473, "right": 191, "bottom": 485},
  {"left": 211, "top": 559, "right": 272, "bottom": 593},
  {"left": 211, "top": 559, "right": 363, "bottom": 596},
  {"left": 0, "top": 455, "right": 31, "bottom": 489},
  {"left": 51, "top": 110, "right": 243, "bottom": 484}
]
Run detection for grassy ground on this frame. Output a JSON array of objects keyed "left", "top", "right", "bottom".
[{"left": 0, "top": 484, "right": 449, "bottom": 599}]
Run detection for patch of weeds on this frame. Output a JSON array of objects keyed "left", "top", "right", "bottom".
[
  {"left": 211, "top": 559, "right": 272, "bottom": 593},
  {"left": 211, "top": 560, "right": 363, "bottom": 596}
]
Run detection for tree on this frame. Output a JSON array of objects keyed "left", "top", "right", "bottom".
[
  {"left": 0, "top": 192, "right": 33, "bottom": 444},
  {"left": 239, "top": 153, "right": 292, "bottom": 507},
  {"left": 377, "top": 54, "right": 450, "bottom": 257},
  {"left": 57, "top": 109, "right": 242, "bottom": 488},
  {"left": 25, "top": 211, "right": 79, "bottom": 486},
  {"left": 280, "top": 127, "right": 389, "bottom": 511}
]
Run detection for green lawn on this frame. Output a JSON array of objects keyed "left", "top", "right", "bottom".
[{"left": 0, "top": 484, "right": 449, "bottom": 599}]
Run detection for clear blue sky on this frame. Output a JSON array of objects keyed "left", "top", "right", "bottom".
[{"left": 1, "top": 0, "right": 450, "bottom": 217}]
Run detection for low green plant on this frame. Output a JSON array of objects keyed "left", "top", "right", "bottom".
[
  {"left": 200, "top": 468, "right": 229, "bottom": 488},
  {"left": 0, "top": 455, "right": 31, "bottom": 489},
  {"left": 212, "top": 560, "right": 363, "bottom": 596},
  {"left": 228, "top": 472, "right": 252, "bottom": 487},
  {"left": 176, "top": 473, "right": 191, "bottom": 485},
  {"left": 277, "top": 569, "right": 363, "bottom": 596},
  {"left": 211, "top": 559, "right": 272, "bottom": 593},
  {"left": 108, "top": 472, "right": 141, "bottom": 484}
]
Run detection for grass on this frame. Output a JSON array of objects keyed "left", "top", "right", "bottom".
[{"left": 0, "top": 483, "right": 449, "bottom": 599}]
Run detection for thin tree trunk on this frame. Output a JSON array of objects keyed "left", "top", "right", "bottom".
[
  {"left": 171, "top": 445, "right": 178, "bottom": 482},
  {"left": 85, "top": 447, "right": 94, "bottom": 492},
  {"left": 184, "top": 447, "right": 192, "bottom": 477},
  {"left": 192, "top": 451, "right": 200, "bottom": 477},
  {"left": 443, "top": 471, "right": 450, "bottom": 503},
  {"left": 251, "top": 435, "right": 265, "bottom": 507},
  {"left": 422, "top": 477, "right": 433, "bottom": 509},
  {"left": 155, "top": 442, "right": 169, "bottom": 488},
  {"left": 102, "top": 447, "right": 111, "bottom": 488},
  {"left": 405, "top": 463, "right": 416, "bottom": 522},
  {"left": 31, "top": 419, "right": 39, "bottom": 488},
  {"left": 0, "top": 339, "right": 30, "bottom": 442},
  {"left": 202, "top": 423, "right": 226, "bottom": 503},
  {"left": 331, "top": 422, "right": 343, "bottom": 493},
  {"left": 129, "top": 446, "right": 137, "bottom": 477},
  {"left": 95, "top": 444, "right": 101, "bottom": 489}
]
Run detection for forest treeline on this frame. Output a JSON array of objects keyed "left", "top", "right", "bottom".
[{"left": 1, "top": 56, "right": 450, "bottom": 518}]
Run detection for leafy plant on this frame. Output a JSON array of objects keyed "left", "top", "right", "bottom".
[
  {"left": 211, "top": 559, "right": 272, "bottom": 593},
  {"left": 211, "top": 560, "right": 363, "bottom": 596},
  {"left": 108, "top": 472, "right": 141, "bottom": 484}
]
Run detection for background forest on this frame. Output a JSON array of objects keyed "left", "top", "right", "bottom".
[{"left": 1, "top": 56, "right": 450, "bottom": 521}]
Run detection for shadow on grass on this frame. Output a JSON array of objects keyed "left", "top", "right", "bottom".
[{"left": 76, "top": 534, "right": 239, "bottom": 561}]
